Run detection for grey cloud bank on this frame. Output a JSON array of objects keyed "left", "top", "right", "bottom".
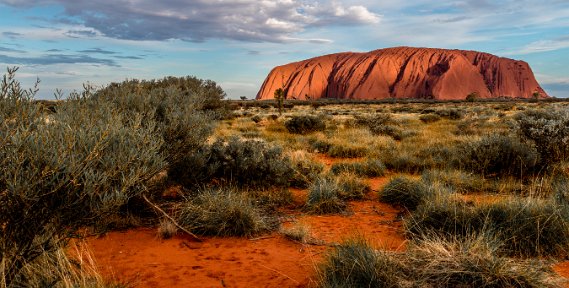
[{"left": 0, "top": 0, "right": 380, "bottom": 43}]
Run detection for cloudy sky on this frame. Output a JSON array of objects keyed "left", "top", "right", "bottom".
[{"left": 0, "top": 0, "right": 568, "bottom": 99}]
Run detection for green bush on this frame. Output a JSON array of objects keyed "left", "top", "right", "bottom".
[
  {"left": 515, "top": 108, "right": 569, "bottom": 167},
  {"left": 380, "top": 176, "right": 433, "bottom": 211},
  {"left": 93, "top": 75, "right": 225, "bottom": 182},
  {"left": 173, "top": 137, "right": 294, "bottom": 188},
  {"left": 0, "top": 69, "right": 166, "bottom": 286},
  {"left": 460, "top": 134, "right": 539, "bottom": 177},
  {"left": 285, "top": 115, "right": 326, "bottom": 134},
  {"left": 177, "top": 189, "right": 269, "bottom": 237},
  {"left": 305, "top": 178, "right": 346, "bottom": 214}
]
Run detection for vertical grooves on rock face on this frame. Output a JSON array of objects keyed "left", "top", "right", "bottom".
[
  {"left": 256, "top": 47, "right": 549, "bottom": 100},
  {"left": 354, "top": 57, "right": 379, "bottom": 93},
  {"left": 389, "top": 51, "right": 418, "bottom": 96}
]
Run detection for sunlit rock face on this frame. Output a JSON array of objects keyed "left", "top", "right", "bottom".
[{"left": 256, "top": 47, "right": 548, "bottom": 100}]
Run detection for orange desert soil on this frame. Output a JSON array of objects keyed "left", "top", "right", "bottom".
[
  {"left": 88, "top": 173, "right": 406, "bottom": 287},
  {"left": 87, "top": 155, "right": 569, "bottom": 286}
]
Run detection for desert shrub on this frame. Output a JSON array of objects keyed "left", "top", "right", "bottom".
[
  {"left": 453, "top": 119, "right": 479, "bottom": 135},
  {"left": 96, "top": 75, "right": 227, "bottom": 113},
  {"left": 317, "top": 237, "right": 403, "bottom": 288},
  {"left": 285, "top": 115, "right": 326, "bottom": 134},
  {"left": 460, "top": 134, "right": 539, "bottom": 177},
  {"left": 288, "top": 151, "right": 324, "bottom": 188},
  {"left": 4, "top": 241, "right": 120, "bottom": 288},
  {"left": 421, "top": 169, "right": 491, "bottom": 194},
  {"left": 406, "top": 235, "right": 561, "bottom": 288},
  {"left": 0, "top": 69, "right": 166, "bottom": 287},
  {"left": 94, "top": 76, "right": 224, "bottom": 182},
  {"left": 354, "top": 113, "right": 409, "bottom": 140},
  {"left": 435, "top": 108, "right": 464, "bottom": 120},
  {"left": 406, "top": 197, "right": 569, "bottom": 257},
  {"left": 309, "top": 138, "right": 333, "bottom": 153},
  {"left": 515, "top": 108, "right": 569, "bottom": 167},
  {"left": 380, "top": 176, "right": 433, "bottom": 211},
  {"left": 305, "top": 178, "right": 346, "bottom": 214},
  {"left": 336, "top": 173, "right": 371, "bottom": 200},
  {"left": 330, "top": 159, "right": 386, "bottom": 177},
  {"left": 406, "top": 198, "right": 485, "bottom": 240},
  {"left": 173, "top": 137, "right": 294, "bottom": 188},
  {"left": 484, "top": 200, "right": 569, "bottom": 257},
  {"left": 327, "top": 144, "right": 368, "bottom": 158},
  {"left": 419, "top": 113, "right": 441, "bottom": 123},
  {"left": 177, "top": 189, "right": 269, "bottom": 237}
]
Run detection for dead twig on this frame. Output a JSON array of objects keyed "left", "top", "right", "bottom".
[{"left": 142, "top": 194, "right": 202, "bottom": 242}]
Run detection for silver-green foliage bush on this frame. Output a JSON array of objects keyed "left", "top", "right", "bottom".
[
  {"left": 515, "top": 108, "right": 569, "bottom": 167},
  {"left": 0, "top": 69, "right": 166, "bottom": 286},
  {"left": 174, "top": 137, "right": 294, "bottom": 188}
]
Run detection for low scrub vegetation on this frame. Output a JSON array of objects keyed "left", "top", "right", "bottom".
[
  {"left": 406, "top": 196, "right": 569, "bottom": 257},
  {"left": 318, "top": 235, "right": 561, "bottom": 288},
  {"left": 177, "top": 189, "right": 270, "bottom": 237},
  {"left": 380, "top": 176, "right": 433, "bottom": 211},
  {"left": 285, "top": 114, "right": 326, "bottom": 134},
  {"left": 305, "top": 178, "right": 347, "bottom": 214},
  {"left": 173, "top": 137, "right": 294, "bottom": 188}
]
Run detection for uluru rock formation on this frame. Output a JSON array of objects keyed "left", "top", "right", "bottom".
[{"left": 256, "top": 47, "right": 548, "bottom": 100}]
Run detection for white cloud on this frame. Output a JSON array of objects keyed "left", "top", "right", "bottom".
[
  {"left": 0, "top": 0, "right": 380, "bottom": 43},
  {"left": 510, "top": 36, "right": 569, "bottom": 55}
]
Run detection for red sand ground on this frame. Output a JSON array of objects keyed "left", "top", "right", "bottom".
[{"left": 87, "top": 155, "right": 569, "bottom": 286}]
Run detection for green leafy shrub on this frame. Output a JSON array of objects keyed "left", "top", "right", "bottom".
[
  {"left": 305, "top": 178, "right": 346, "bottom": 214},
  {"left": 380, "top": 176, "right": 433, "bottom": 211},
  {"left": 173, "top": 137, "right": 294, "bottom": 188},
  {"left": 460, "top": 134, "right": 539, "bottom": 177},
  {"left": 177, "top": 189, "right": 269, "bottom": 237},
  {"left": 285, "top": 115, "right": 326, "bottom": 134}
]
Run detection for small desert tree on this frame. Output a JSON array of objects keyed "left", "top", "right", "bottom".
[{"left": 274, "top": 88, "right": 285, "bottom": 115}]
